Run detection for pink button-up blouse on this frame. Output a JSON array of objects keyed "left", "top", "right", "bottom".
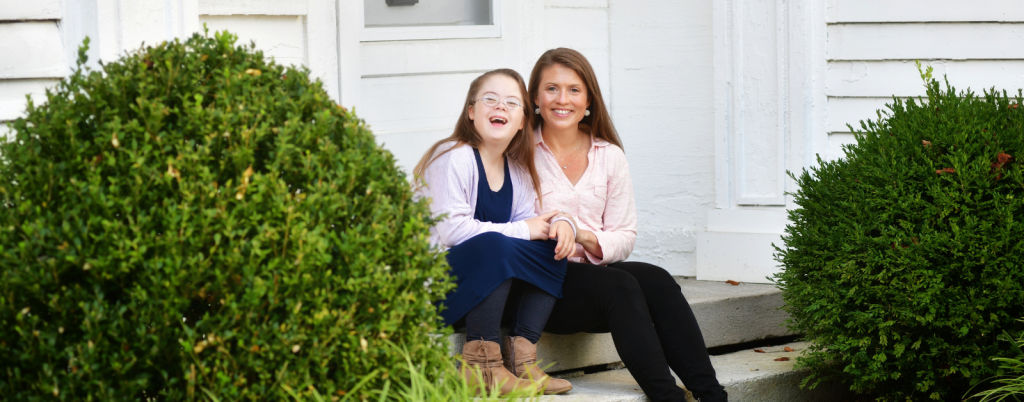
[{"left": 533, "top": 127, "right": 637, "bottom": 265}]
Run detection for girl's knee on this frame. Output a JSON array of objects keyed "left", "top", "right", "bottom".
[{"left": 465, "top": 232, "right": 516, "bottom": 254}]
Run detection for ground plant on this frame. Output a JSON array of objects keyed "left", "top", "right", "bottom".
[
  {"left": 774, "top": 66, "right": 1024, "bottom": 401},
  {"left": 970, "top": 328, "right": 1024, "bottom": 402},
  {"left": 0, "top": 31, "right": 456, "bottom": 400}
]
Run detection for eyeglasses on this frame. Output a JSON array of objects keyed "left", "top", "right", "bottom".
[{"left": 475, "top": 94, "right": 523, "bottom": 111}]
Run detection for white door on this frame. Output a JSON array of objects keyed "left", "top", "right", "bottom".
[{"left": 337, "top": 0, "right": 536, "bottom": 173}]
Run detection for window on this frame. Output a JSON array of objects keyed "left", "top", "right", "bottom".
[{"left": 362, "top": 0, "right": 500, "bottom": 42}]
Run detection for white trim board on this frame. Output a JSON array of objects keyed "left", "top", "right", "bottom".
[
  {"left": 696, "top": 232, "right": 784, "bottom": 284},
  {"left": 828, "top": 23, "right": 1024, "bottom": 61},
  {"left": 0, "top": 0, "right": 62, "bottom": 21},
  {"left": 827, "top": 0, "right": 1024, "bottom": 23}
]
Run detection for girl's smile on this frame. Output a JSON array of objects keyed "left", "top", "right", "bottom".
[{"left": 469, "top": 75, "right": 525, "bottom": 148}]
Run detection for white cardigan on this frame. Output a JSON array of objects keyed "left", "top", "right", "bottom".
[{"left": 417, "top": 142, "right": 536, "bottom": 249}]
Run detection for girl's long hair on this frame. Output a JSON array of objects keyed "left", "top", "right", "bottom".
[
  {"left": 413, "top": 69, "right": 543, "bottom": 204},
  {"left": 528, "top": 48, "right": 624, "bottom": 151}
]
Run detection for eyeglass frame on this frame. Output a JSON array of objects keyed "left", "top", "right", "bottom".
[{"left": 473, "top": 93, "right": 524, "bottom": 111}]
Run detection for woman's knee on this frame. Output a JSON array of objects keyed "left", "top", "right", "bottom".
[
  {"left": 600, "top": 268, "right": 647, "bottom": 302},
  {"left": 612, "top": 261, "right": 683, "bottom": 298}
]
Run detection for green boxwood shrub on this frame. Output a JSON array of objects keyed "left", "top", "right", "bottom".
[
  {"left": 774, "top": 71, "right": 1024, "bottom": 401},
  {"left": 0, "top": 32, "right": 454, "bottom": 401}
]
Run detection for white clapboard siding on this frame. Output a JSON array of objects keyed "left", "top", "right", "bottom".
[
  {"left": 199, "top": 15, "right": 307, "bottom": 68},
  {"left": 0, "top": 0, "right": 62, "bottom": 21},
  {"left": 827, "top": 60, "right": 1024, "bottom": 97},
  {"left": 360, "top": 40, "right": 508, "bottom": 78},
  {"left": 0, "top": 22, "right": 65, "bottom": 79},
  {"left": 827, "top": 97, "right": 897, "bottom": 133},
  {"left": 827, "top": 0, "right": 1024, "bottom": 23},
  {"left": 376, "top": 127, "right": 454, "bottom": 174},
  {"left": 827, "top": 133, "right": 857, "bottom": 161},
  {"left": 358, "top": 72, "right": 480, "bottom": 135},
  {"left": 828, "top": 23, "right": 1024, "bottom": 60},
  {"left": 199, "top": 0, "right": 307, "bottom": 16},
  {"left": 0, "top": 79, "right": 57, "bottom": 121}
]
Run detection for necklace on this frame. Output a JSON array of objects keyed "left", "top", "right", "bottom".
[{"left": 555, "top": 139, "right": 586, "bottom": 170}]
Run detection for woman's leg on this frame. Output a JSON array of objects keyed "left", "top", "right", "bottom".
[
  {"left": 609, "top": 261, "right": 727, "bottom": 402},
  {"left": 544, "top": 263, "right": 689, "bottom": 402},
  {"left": 464, "top": 279, "right": 513, "bottom": 343}
]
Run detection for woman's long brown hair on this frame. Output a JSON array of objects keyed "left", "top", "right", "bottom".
[
  {"left": 527, "top": 48, "right": 624, "bottom": 151},
  {"left": 413, "top": 69, "right": 544, "bottom": 205}
]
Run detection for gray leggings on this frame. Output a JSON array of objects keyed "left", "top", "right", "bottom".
[{"left": 464, "top": 278, "right": 556, "bottom": 344}]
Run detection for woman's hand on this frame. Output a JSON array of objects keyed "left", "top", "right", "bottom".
[
  {"left": 550, "top": 221, "right": 576, "bottom": 260},
  {"left": 526, "top": 210, "right": 559, "bottom": 241}
]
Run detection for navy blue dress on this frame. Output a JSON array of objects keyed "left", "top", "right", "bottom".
[{"left": 439, "top": 149, "right": 568, "bottom": 326}]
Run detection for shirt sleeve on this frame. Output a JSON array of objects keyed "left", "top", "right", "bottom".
[
  {"left": 425, "top": 146, "right": 531, "bottom": 248},
  {"left": 584, "top": 148, "right": 637, "bottom": 265}
]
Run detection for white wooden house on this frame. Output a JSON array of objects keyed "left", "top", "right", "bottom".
[{"left": 3, "top": 0, "right": 1023, "bottom": 283}]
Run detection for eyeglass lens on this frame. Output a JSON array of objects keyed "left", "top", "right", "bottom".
[{"left": 480, "top": 95, "right": 522, "bottom": 110}]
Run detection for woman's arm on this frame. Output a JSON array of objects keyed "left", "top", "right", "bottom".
[
  {"left": 576, "top": 228, "right": 604, "bottom": 259},
  {"left": 581, "top": 148, "right": 637, "bottom": 265}
]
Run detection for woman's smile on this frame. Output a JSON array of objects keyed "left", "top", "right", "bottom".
[{"left": 535, "top": 63, "right": 590, "bottom": 132}]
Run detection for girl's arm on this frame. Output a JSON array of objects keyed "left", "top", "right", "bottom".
[
  {"left": 579, "top": 148, "right": 637, "bottom": 265},
  {"left": 509, "top": 165, "right": 577, "bottom": 259},
  {"left": 424, "top": 146, "right": 531, "bottom": 247}
]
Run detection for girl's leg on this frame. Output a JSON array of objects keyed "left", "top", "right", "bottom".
[
  {"left": 544, "top": 263, "right": 689, "bottom": 402},
  {"left": 464, "top": 279, "right": 513, "bottom": 343},
  {"left": 506, "top": 281, "right": 557, "bottom": 343},
  {"left": 609, "top": 261, "right": 727, "bottom": 402},
  {"left": 502, "top": 280, "right": 572, "bottom": 395}
]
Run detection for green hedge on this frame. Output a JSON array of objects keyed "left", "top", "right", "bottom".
[
  {"left": 775, "top": 71, "right": 1024, "bottom": 401},
  {"left": 0, "top": 31, "right": 454, "bottom": 401}
]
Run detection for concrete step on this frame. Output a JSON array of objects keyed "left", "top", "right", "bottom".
[
  {"left": 450, "top": 278, "right": 792, "bottom": 372},
  {"left": 537, "top": 342, "right": 855, "bottom": 402}
]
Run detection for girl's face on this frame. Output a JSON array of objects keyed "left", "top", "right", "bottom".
[
  {"left": 469, "top": 74, "right": 526, "bottom": 147},
  {"left": 534, "top": 64, "right": 590, "bottom": 133}
]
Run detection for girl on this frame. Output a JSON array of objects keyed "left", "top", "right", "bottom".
[
  {"left": 413, "top": 69, "right": 575, "bottom": 396},
  {"left": 528, "top": 48, "right": 728, "bottom": 402}
]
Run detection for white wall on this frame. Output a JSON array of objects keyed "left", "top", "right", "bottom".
[
  {"left": 607, "top": 0, "right": 715, "bottom": 275},
  {"left": 825, "top": 0, "right": 1024, "bottom": 161},
  {"left": 700, "top": 0, "right": 1024, "bottom": 283},
  {"left": 0, "top": 0, "right": 66, "bottom": 140},
  {"left": 6, "top": 0, "right": 1024, "bottom": 281}
]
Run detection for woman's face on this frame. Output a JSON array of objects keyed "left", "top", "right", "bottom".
[
  {"left": 469, "top": 74, "right": 526, "bottom": 147},
  {"left": 534, "top": 64, "right": 590, "bottom": 133}
]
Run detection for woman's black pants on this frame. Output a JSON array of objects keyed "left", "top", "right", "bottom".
[{"left": 543, "top": 261, "right": 728, "bottom": 402}]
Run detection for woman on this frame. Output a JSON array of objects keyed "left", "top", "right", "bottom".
[
  {"left": 527, "top": 48, "right": 728, "bottom": 402},
  {"left": 414, "top": 69, "right": 575, "bottom": 395}
]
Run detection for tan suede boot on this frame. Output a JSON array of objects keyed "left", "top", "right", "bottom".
[
  {"left": 461, "top": 340, "right": 537, "bottom": 396},
  {"left": 502, "top": 336, "right": 573, "bottom": 395}
]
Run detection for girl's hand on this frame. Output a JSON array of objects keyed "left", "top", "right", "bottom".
[
  {"left": 550, "top": 221, "right": 576, "bottom": 260},
  {"left": 526, "top": 210, "right": 559, "bottom": 241}
]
